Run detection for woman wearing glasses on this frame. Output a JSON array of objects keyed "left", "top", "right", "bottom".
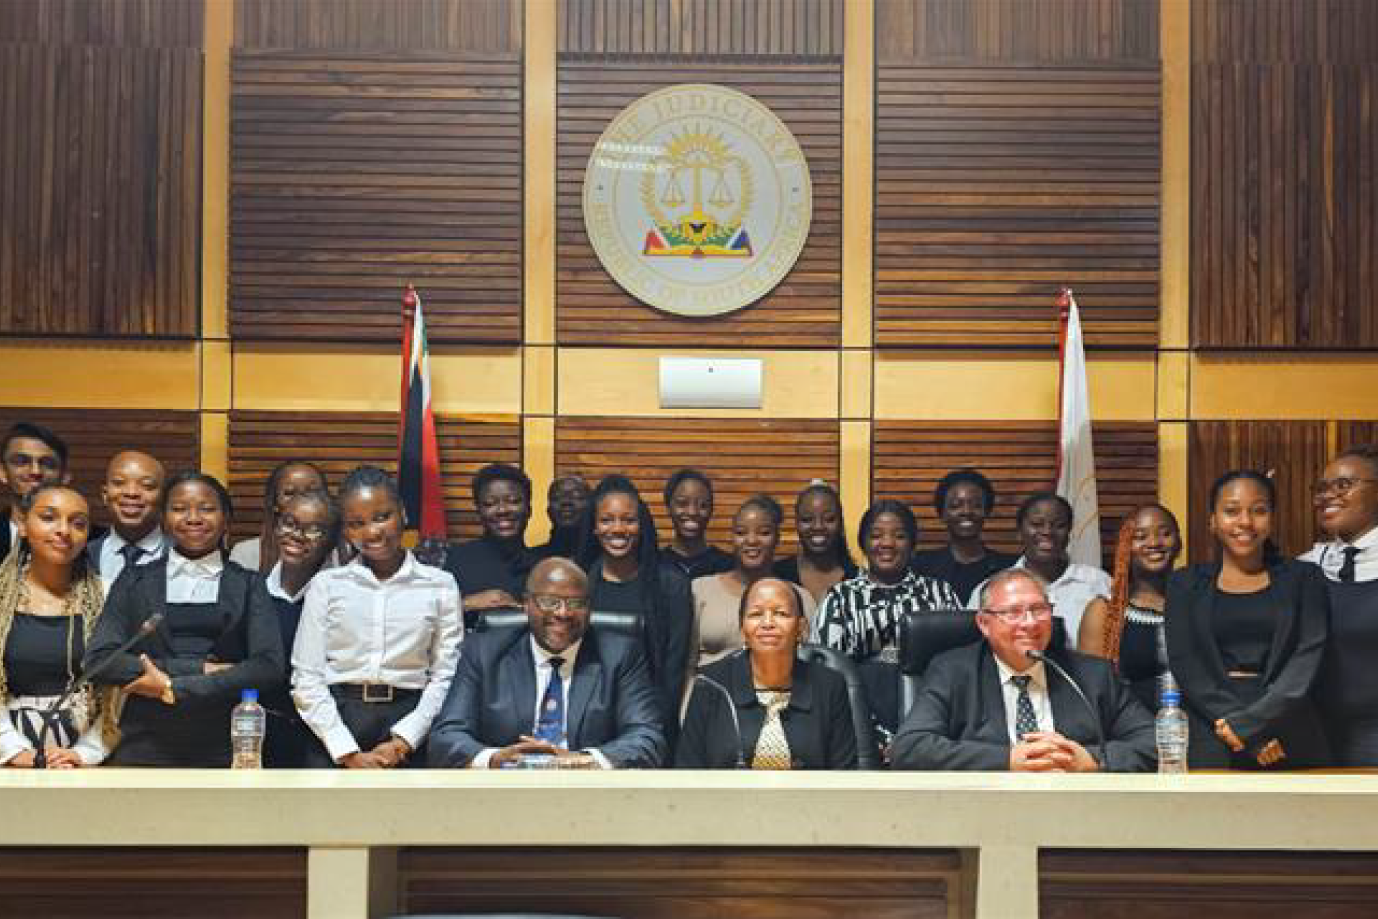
[
  {"left": 1165, "top": 470, "right": 1330, "bottom": 770},
  {"left": 1301, "top": 445, "right": 1378, "bottom": 765}
]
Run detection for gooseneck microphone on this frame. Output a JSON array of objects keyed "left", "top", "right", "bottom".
[
  {"left": 35, "top": 612, "right": 164, "bottom": 769},
  {"left": 1025, "top": 648, "right": 1108, "bottom": 771},
  {"left": 693, "top": 672, "right": 746, "bottom": 769}
]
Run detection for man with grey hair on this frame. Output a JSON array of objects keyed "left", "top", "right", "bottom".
[
  {"left": 428, "top": 557, "right": 665, "bottom": 769},
  {"left": 891, "top": 568, "right": 1156, "bottom": 772}
]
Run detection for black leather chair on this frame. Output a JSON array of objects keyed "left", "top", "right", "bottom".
[
  {"left": 474, "top": 607, "right": 643, "bottom": 641},
  {"left": 897, "top": 610, "right": 1068, "bottom": 721},
  {"left": 796, "top": 644, "right": 881, "bottom": 770}
]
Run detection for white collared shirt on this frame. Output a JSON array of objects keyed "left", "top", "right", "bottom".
[
  {"left": 98, "top": 527, "right": 167, "bottom": 592},
  {"left": 6, "top": 519, "right": 17, "bottom": 557},
  {"left": 968, "top": 558, "right": 1111, "bottom": 641},
  {"left": 265, "top": 561, "right": 310, "bottom": 604},
  {"left": 165, "top": 549, "right": 224, "bottom": 603},
  {"left": 472, "top": 635, "right": 611, "bottom": 770},
  {"left": 291, "top": 553, "right": 462, "bottom": 761},
  {"left": 1300, "top": 525, "right": 1378, "bottom": 583},
  {"left": 992, "top": 655, "right": 1055, "bottom": 745}
]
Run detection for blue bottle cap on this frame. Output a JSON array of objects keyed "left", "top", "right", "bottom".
[
  {"left": 1160, "top": 691, "right": 1180, "bottom": 706},
  {"left": 241, "top": 688, "right": 258, "bottom": 702}
]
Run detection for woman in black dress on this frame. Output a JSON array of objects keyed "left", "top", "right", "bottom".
[
  {"left": 579, "top": 474, "right": 693, "bottom": 743},
  {"left": 1079, "top": 504, "right": 1181, "bottom": 712},
  {"left": 773, "top": 481, "right": 858, "bottom": 605},
  {"left": 1165, "top": 470, "right": 1330, "bottom": 770},
  {"left": 660, "top": 469, "right": 734, "bottom": 581},
  {"left": 0, "top": 485, "right": 113, "bottom": 767},
  {"left": 86, "top": 472, "right": 284, "bottom": 767}
]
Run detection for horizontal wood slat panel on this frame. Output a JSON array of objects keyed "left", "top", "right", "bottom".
[
  {"left": 0, "top": 44, "right": 201, "bottom": 337},
  {"left": 402, "top": 847, "right": 957, "bottom": 919},
  {"left": 1338, "top": 422, "right": 1378, "bottom": 452},
  {"left": 227, "top": 410, "right": 521, "bottom": 541},
  {"left": 556, "top": 62, "right": 842, "bottom": 347},
  {"left": 1192, "top": 0, "right": 1378, "bottom": 63},
  {"left": 0, "top": 0, "right": 204, "bottom": 47},
  {"left": 0, "top": 408, "right": 200, "bottom": 530},
  {"left": 877, "top": 0, "right": 1159, "bottom": 64},
  {"left": 1187, "top": 420, "right": 1329, "bottom": 563},
  {"left": 0, "top": 847, "right": 306, "bottom": 919},
  {"left": 555, "top": 417, "right": 841, "bottom": 553},
  {"left": 872, "top": 421, "right": 1159, "bottom": 561},
  {"left": 1191, "top": 61, "right": 1378, "bottom": 348},
  {"left": 235, "top": 0, "right": 520, "bottom": 52},
  {"left": 875, "top": 65, "right": 1160, "bottom": 348},
  {"left": 559, "top": 0, "right": 845, "bottom": 57},
  {"left": 229, "top": 52, "right": 523, "bottom": 344}
]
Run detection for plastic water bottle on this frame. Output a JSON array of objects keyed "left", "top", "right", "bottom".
[
  {"left": 1155, "top": 688, "right": 1189, "bottom": 774},
  {"left": 231, "top": 689, "right": 265, "bottom": 769}
]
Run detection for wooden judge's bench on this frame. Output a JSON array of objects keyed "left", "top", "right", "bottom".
[{"left": 2, "top": 771, "right": 1377, "bottom": 919}]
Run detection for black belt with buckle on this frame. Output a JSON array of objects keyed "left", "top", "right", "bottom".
[{"left": 329, "top": 683, "right": 421, "bottom": 704}]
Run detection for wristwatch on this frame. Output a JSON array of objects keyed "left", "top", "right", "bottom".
[{"left": 160, "top": 677, "right": 176, "bottom": 706}]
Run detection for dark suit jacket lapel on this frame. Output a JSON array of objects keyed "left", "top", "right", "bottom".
[
  {"left": 1186, "top": 564, "right": 1230, "bottom": 679},
  {"left": 504, "top": 636, "right": 539, "bottom": 738},
  {"left": 974, "top": 647, "right": 1011, "bottom": 745},
  {"left": 1044, "top": 651, "right": 1093, "bottom": 741},
  {"left": 217, "top": 565, "right": 248, "bottom": 641},
  {"left": 725, "top": 652, "right": 766, "bottom": 760},
  {"left": 567, "top": 636, "right": 602, "bottom": 745},
  {"left": 132, "top": 560, "right": 175, "bottom": 653},
  {"left": 86, "top": 535, "right": 104, "bottom": 569}
]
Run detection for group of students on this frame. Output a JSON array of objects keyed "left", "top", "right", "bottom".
[{"left": 0, "top": 416, "right": 1374, "bottom": 771}]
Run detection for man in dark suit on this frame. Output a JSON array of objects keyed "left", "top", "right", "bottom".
[
  {"left": 0, "top": 422, "right": 70, "bottom": 560},
  {"left": 86, "top": 450, "right": 169, "bottom": 590},
  {"left": 892, "top": 568, "right": 1155, "bottom": 773},
  {"left": 428, "top": 556, "right": 666, "bottom": 769}
]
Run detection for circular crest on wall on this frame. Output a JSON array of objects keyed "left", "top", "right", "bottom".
[{"left": 582, "top": 84, "right": 813, "bottom": 318}]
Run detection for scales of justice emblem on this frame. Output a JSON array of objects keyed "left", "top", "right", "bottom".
[{"left": 582, "top": 84, "right": 813, "bottom": 318}]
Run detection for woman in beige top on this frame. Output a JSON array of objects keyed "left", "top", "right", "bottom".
[{"left": 690, "top": 495, "right": 816, "bottom": 674}]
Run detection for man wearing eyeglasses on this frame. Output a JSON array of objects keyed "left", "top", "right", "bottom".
[
  {"left": 428, "top": 557, "right": 666, "bottom": 769},
  {"left": 891, "top": 568, "right": 1155, "bottom": 773}
]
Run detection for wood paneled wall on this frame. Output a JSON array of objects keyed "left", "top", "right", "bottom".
[
  {"left": 0, "top": 408, "right": 200, "bottom": 528},
  {"left": 555, "top": 62, "right": 842, "bottom": 347},
  {"left": 226, "top": 411, "right": 521, "bottom": 542},
  {"left": 0, "top": 0, "right": 204, "bottom": 46},
  {"left": 872, "top": 421, "right": 1159, "bottom": 560},
  {"left": 235, "top": 0, "right": 521, "bottom": 52},
  {"left": 0, "top": 41, "right": 201, "bottom": 337},
  {"left": 559, "top": 0, "right": 845, "bottom": 56},
  {"left": 1187, "top": 420, "right": 1330, "bottom": 562},
  {"left": 1191, "top": 0, "right": 1378, "bottom": 349},
  {"left": 555, "top": 418, "right": 840, "bottom": 552},
  {"left": 228, "top": 52, "right": 523, "bottom": 344}
]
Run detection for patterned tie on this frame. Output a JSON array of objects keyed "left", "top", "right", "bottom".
[
  {"left": 750, "top": 690, "right": 793, "bottom": 770},
  {"left": 120, "top": 543, "right": 143, "bottom": 571},
  {"left": 1010, "top": 674, "right": 1039, "bottom": 740},
  {"left": 534, "top": 657, "right": 566, "bottom": 746},
  {"left": 1339, "top": 546, "right": 1360, "bottom": 583}
]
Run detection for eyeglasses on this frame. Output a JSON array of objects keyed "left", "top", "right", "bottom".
[
  {"left": 1311, "top": 477, "right": 1378, "bottom": 501},
  {"left": 275, "top": 515, "right": 328, "bottom": 542},
  {"left": 982, "top": 603, "right": 1055, "bottom": 625},
  {"left": 530, "top": 594, "right": 591, "bottom": 614},
  {"left": 3, "top": 452, "right": 60, "bottom": 473}
]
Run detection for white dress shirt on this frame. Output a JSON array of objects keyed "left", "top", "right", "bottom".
[
  {"left": 291, "top": 553, "right": 462, "bottom": 761},
  {"left": 992, "top": 656, "right": 1055, "bottom": 745},
  {"left": 165, "top": 549, "right": 225, "bottom": 603},
  {"left": 968, "top": 558, "right": 1112, "bottom": 641},
  {"left": 471, "top": 636, "right": 612, "bottom": 770},
  {"left": 1300, "top": 524, "right": 1378, "bottom": 583},
  {"left": 264, "top": 562, "right": 309, "bottom": 604},
  {"left": 98, "top": 527, "right": 167, "bottom": 592}
]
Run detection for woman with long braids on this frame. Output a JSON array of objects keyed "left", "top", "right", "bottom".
[{"left": 0, "top": 485, "right": 114, "bottom": 767}]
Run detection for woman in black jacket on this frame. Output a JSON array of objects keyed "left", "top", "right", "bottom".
[
  {"left": 1165, "top": 470, "right": 1329, "bottom": 770},
  {"left": 677, "top": 577, "right": 858, "bottom": 770}
]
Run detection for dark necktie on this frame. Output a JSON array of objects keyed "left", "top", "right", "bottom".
[
  {"left": 1339, "top": 546, "right": 1360, "bottom": 583},
  {"left": 119, "top": 543, "right": 143, "bottom": 571},
  {"left": 534, "top": 656, "right": 566, "bottom": 746},
  {"left": 1010, "top": 674, "right": 1039, "bottom": 740}
]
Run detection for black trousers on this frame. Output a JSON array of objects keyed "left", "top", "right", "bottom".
[{"left": 300, "top": 687, "right": 425, "bottom": 768}]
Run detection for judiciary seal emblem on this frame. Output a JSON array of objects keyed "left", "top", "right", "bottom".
[{"left": 582, "top": 84, "right": 812, "bottom": 317}]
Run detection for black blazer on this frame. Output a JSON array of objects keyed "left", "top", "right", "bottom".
[
  {"left": 0, "top": 521, "right": 11, "bottom": 561},
  {"left": 1164, "top": 559, "right": 1329, "bottom": 751},
  {"left": 84, "top": 557, "right": 285, "bottom": 705},
  {"left": 676, "top": 651, "right": 859, "bottom": 770},
  {"left": 427, "top": 625, "right": 666, "bottom": 769},
  {"left": 890, "top": 641, "right": 1156, "bottom": 773}
]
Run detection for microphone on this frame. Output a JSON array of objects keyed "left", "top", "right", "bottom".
[
  {"left": 1025, "top": 648, "right": 1107, "bottom": 772},
  {"left": 692, "top": 672, "right": 746, "bottom": 769},
  {"left": 34, "top": 612, "right": 164, "bottom": 769}
]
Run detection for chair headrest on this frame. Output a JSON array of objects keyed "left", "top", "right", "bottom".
[
  {"left": 474, "top": 607, "right": 643, "bottom": 639},
  {"left": 897, "top": 608, "right": 1071, "bottom": 675}
]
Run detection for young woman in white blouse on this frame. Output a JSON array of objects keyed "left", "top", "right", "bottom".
[{"left": 291, "top": 466, "right": 462, "bottom": 769}]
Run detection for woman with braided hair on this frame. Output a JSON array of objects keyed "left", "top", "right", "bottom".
[
  {"left": 1078, "top": 504, "right": 1182, "bottom": 713},
  {"left": 0, "top": 485, "right": 115, "bottom": 768}
]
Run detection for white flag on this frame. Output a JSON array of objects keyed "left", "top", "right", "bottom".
[{"left": 1056, "top": 288, "right": 1101, "bottom": 568}]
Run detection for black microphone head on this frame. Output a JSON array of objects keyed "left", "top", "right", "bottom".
[{"left": 1025, "top": 648, "right": 1045, "bottom": 662}]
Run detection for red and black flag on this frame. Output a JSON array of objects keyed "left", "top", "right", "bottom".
[{"left": 397, "top": 285, "right": 447, "bottom": 540}]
